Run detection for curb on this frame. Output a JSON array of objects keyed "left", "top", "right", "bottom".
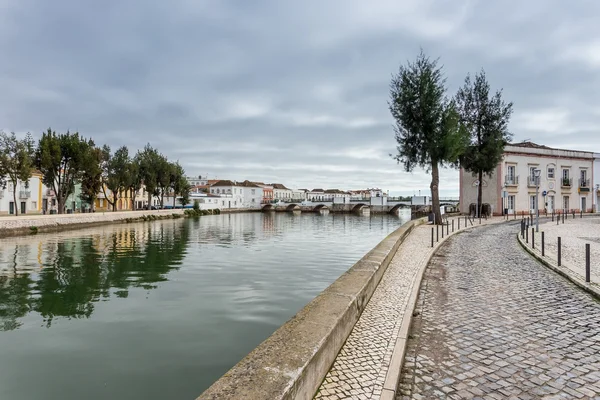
[
  {"left": 380, "top": 218, "right": 506, "bottom": 400},
  {"left": 516, "top": 233, "right": 600, "bottom": 300}
]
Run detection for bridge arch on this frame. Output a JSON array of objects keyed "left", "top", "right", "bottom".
[
  {"left": 313, "top": 204, "right": 329, "bottom": 212},
  {"left": 286, "top": 203, "right": 300, "bottom": 211},
  {"left": 351, "top": 203, "right": 368, "bottom": 213},
  {"left": 389, "top": 203, "right": 409, "bottom": 214},
  {"left": 262, "top": 204, "right": 274, "bottom": 211}
]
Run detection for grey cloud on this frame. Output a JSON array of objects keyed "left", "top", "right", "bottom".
[{"left": 1, "top": 0, "right": 599, "bottom": 197}]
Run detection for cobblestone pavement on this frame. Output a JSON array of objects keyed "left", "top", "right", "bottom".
[
  {"left": 315, "top": 216, "right": 500, "bottom": 400},
  {"left": 398, "top": 222, "right": 600, "bottom": 399}
]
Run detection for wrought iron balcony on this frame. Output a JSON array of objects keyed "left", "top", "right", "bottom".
[
  {"left": 527, "top": 176, "right": 539, "bottom": 187},
  {"left": 579, "top": 178, "right": 590, "bottom": 188},
  {"left": 504, "top": 175, "right": 519, "bottom": 186},
  {"left": 561, "top": 178, "right": 572, "bottom": 188},
  {"left": 19, "top": 190, "right": 31, "bottom": 199}
]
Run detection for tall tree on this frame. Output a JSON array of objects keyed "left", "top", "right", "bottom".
[
  {"left": 0, "top": 132, "right": 35, "bottom": 216},
  {"left": 156, "top": 156, "right": 171, "bottom": 208},
  {"left": 102, "top": 146, "right": 131, "bottom": 211},
  {"left": 389, "top": 51, "right": 467, "bottom": 224},
  {"left": 136, "top": 144, "right": 161, "bottom": 209},
  {"left": 455, "top": 70, "right": 513, "bottom": 217},
  {"left": 36, "top": 129, "right": 91, "bottom": 214},
  {"left": 80, "top": 143, "right": 103, "bottom": 211},
  {"left": 169, "top": 162, "right": 186, "bottom": 208},
  {"left": 126, "top": 157, "right": 142, "bottom": 211}
]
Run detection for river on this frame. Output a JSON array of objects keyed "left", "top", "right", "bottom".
[{"left": 0, "top": 211, "right": 410, "bottom": 400}]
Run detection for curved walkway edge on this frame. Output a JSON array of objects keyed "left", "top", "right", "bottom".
[
  {"left": 517, "top": 231, "right": 600, "bottom": 299},
  {"left": 315, "top": 216, "right": 503, "bottom": 400}
]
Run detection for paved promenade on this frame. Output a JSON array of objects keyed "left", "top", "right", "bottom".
[
  {"left": 398, "top": 223, "right": 600, "bottom": 399},
  {"left": 315, "top": 216, "right": 500, "bottom": 400}
]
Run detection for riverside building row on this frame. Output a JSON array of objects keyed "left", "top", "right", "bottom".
[{"left": 460, "top": 142, "right": 600, "bottom": 215}]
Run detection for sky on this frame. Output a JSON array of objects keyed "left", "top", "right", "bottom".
[{"left": 1, "top": 0, "right": 599, "bottom": 197}]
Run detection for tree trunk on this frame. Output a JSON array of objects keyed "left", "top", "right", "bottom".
[
  {"left": 173, "top": 192, "right": 177, "bottom": 209},
  {"left": 132, "top": 191, "right": 137, "bottom": 211},
  {"left": 478, "top": 170, "right": 483, "bottom": 218},
  {"left": 58, "top": 196, "right": 65, "bottom": 214},
  {"left": 431, "top": 162, "right": 442, "bottom": 225},
  {"left": 12, "top": 188, "right": 18, "bottom": 216},
  {"left": 147, "top": 192, "right": 152, "bottom": 210},
  {"left": 113, "top": 193, "right": 117, "bottom": 212},
  {"left": 160, "top": 190, "right": 164, "bottom": 208}
]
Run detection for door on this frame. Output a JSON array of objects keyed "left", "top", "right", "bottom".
[
  {"left": 507, "top": 195, "right": 515, "bottom": 214},
  {"left": 9, "top": 202, "right": 14, "bottom": 215},
  {"left": 43, "top": 199, "right": 48, "bottom": 213},
  {"left": 20, "top": 202, "right": 26, "bottom": 214},
  {"left": 547, "top": 196, "right": 554, "bottom": 213},
  {"left": 582, "top": 197, "right": 587, "bottom": 213}
]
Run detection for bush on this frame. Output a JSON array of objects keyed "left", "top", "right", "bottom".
[
  {"left": 29, "top": 226, "right": 39, "bottom": 234},
  {"left": 193, "top": 200, "right": 200, "bottom": 212}
]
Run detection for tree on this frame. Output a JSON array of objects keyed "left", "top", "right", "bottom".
[
  {"left": 126, "top": 157, "right": 142, "bottom": 211},
  {"left": 137, "top": 144, "right": 161, "bottom": 209},
  {"left": 101, "top": 146, "right": 131, "bottom": 211},
  {"left": 455, "top": 70, "right": 513, "bottom": 217},
  {"left": 80, "top": 144, "right": 103, "bottom": 211},
  {"left": 178, "top": 181, "right": 191, "bottom": 208},
  {"left": 36, "top": 129, "right": 91, "bottom": 214},
  {"left": 169, "top": 162, "right": 187, "bottom": 208},
  {"left": 0, "top": 132, "right": 35, "bottom": 216},
  {"left": 389, "top": 51, "right": 467, "bottom": 224},
  {"left": 156, "top": 156, "right": 171, "bottom": 208}
]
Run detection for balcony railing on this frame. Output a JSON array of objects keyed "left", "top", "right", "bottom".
[
  {"left": 527, "top": 176, "right": 539, "bottom": 187},
  {"left": 19, "top": 190, "right": 31, "bottom": 199},
  {"left": 561, "top": 178, "right": 572, "bottom": 188},
  {"left": 579, "top": 178, "right": 590, "bottom": 188},
  {"left": 505, "top": 175, "right": 519, "bottom": 186}
]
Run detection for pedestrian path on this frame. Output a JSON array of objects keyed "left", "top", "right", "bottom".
[
  {"left": 314, "top": 216, "right": 499, "bottom": 400},
  {"left": 397, "top": 222, "right": 600, "bottom": 399}
]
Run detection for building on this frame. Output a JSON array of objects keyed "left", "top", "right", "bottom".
[
  {"left": 209, "top": 180, "right": 263, "bottom": 209},
  {"left": 323, "top": 189, "right": 351, "bottom": 202},
  {"left": 0, "top": 171, "right": 45, "bottom": 215},
  {"left": 95, "top": 185, "right": 136, "bottom": 212},
  {"left": 292, "top": 189, "right": 308, "bottom": 202},
  {"left": 308, "top": 189, "right": 324, "bottom": 201},
  {"left": 253, "top": 182, "right": 274, "bottom": 204},
  {"left": 594, "top": 153, "right": 600, "bottom": 212},
  {"left": 186, "top": 175, "right": 209, "bottom": 187},
  {"left": 272, "top": 183, "right": 292, "bottom": 201},
  {"left": 459, "top": 142, "right": 595, "bottom": 216}
]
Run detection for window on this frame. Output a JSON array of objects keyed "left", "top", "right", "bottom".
[
  {"left": 100, "top": 199, "right": 104, "bottom": 207},
  {"left": 530, "top": 195, "right": 537, "bottom": 210},
  {"left": 252, "top": 198, "right": 255, "bottom": 203},
  {"left": 562, "top": 169, "right": 569, "bottom": 179},
  {"left": 529, "top": 166, "right": 537, "bottom": 179},
  {"left": 547, "top": 167, "right": 555, "bottom": 179},
  {"left": 563, "top": 196, "right": 569, "bottom": 210},
  {"left": 32, "top": 201, "right": 37, "bottom": 210},
  {"left": 508, "top": 195, "right": 515, "bottom": 211}
]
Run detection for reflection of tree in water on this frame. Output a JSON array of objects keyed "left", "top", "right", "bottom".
[{"left": 0, "top": 221, "right": 190, "bottom": 330}]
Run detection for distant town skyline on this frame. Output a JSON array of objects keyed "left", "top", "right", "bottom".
[{"left": 2, "top": 1, "right": 599, "bottom": 198}]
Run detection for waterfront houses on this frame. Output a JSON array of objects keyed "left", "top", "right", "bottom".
[
  {"left": 272, "top": 183, "right": 292, "bottom": 201},
  {"left": 253, "top": 182, "right": 274, "bottom": 204},
  {"left": 460, "top": 142, "right": 595, "bottom": 215},
  {"left": 595, "top": 153, "right": 600, "bottom": 212},
  {"left": 209, "top": 180, "right": 263, "bottom": 209},
  {"left": 0, "top": 171, "right": 43, "bottom": 215}
]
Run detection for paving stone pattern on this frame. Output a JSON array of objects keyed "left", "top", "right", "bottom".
[
  {"left": 398, "top": 222, "right": 600, "bottom": 399},
  {"left": 315, "top": 217, "right": 498, "bottom": 400}
]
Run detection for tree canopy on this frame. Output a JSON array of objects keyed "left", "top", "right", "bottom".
[{"left": 0, "top": 131, "right": 35, "bottom": 216}]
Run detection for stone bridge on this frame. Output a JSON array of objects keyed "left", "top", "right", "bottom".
[{"left": 261, "top": 200, "right": 427, "bottom": 214}]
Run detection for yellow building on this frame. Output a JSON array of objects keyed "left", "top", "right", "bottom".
[{"left": 94, "top": 186, "right": 135, "bottom": 212}]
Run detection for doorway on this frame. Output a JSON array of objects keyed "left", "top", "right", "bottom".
[
  {"left": 547, "top": 195, "right": 554, "bottom": 213},
  {"left": 20, "top": 202, "right": 26, "bottom": 214},
  {"left": 9, "top": 202, "right": 14, "bottom": 215},
  {"left": 582, "top": 197, "right": 587, "bottom": 213}
]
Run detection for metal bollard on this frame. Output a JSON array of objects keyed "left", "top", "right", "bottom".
[
  {"left": 586, "top": 243, "right": 590, "bottom": 283},
  {"left": 431, "top": 227, "right": 434, "bottom": 248},
  {"left": 558, "top": 237, "right": 562, "bottom": 266},
  {"left": 446, "top": 222, "right": 449, "bottom": 236},
  {"left": 542, "top": 232, "right": 545, "bottom": 256},
  {"left": 452, "top": 219, "right": 455, "bottom": 232},
  {"left": 458, "top": 217, "right": 461, "bottom": 230},
  {"left": 464, "top": 215, "right": 467, "bottom": 227},
  {"left": 526, "top": 226, "right": 529, "bottom": 243},
  {"left": 532, "top": 228, "right": 535, "bottom": 249},
  {"left": 552, "top": 212, "right": 554, "bottom": 222},
  {"left": 562, "top": 211, "right": 565, "bottom": 224},
  {"left": 442, "top": 223, "right": 444, "bottom": 238},
  {"left": 580, "top": 210, "right": 583, "bottom": 218},
  {"left": 557, "top": 213, "right": 559, "bottom": 225},
  {"left": 436, "top": 224, "right": 439, "bottom": 242},
  {"left": 514, "top": 210, "right": 516, "bottom": 220}
]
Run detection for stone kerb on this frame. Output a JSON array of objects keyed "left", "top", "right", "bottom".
[
  {"left": 197, "top": 218, "right": 426, "bottom": 400},
  {"left": 517, "top": 218, "right": 600, "bottom": 299}
]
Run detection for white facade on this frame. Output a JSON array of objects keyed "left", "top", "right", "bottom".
[
  {"left": 594, "top": 153, "right": 600, "bottom": 212},
  {"left": 186, "top": 175, "right": 208, "bottom": 187},
  {"left": 209, "top": 180, "right": 263, "bottom": 209},
  {"left": 323, "top": 189, "right": 351, "bottom": 202},
  {"left": 460, "top": 142, "right": 595, "bottom": 215},
  {"left": 291, "top": 189, "right": 308, "bottom": 201},
  {"left": 272, "top": 184, "right": 292, "bottom": 200},
  {"left": 0, "top": 173, "right": 47, "bottom": 215},
  {"left": 308, "top": 189, "right": 325, "bottom": 201}
]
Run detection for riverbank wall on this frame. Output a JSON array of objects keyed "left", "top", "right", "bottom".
[
  {"left": 0, "top": 209, "right": 186, "bottom": 238},
  {"left": 197, "top": 217, "right": 426, "bottom": 400}
]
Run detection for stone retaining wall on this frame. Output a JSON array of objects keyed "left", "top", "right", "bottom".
[
  {"left": 197, "top": 218, "right": 426, "bottom": 400},
  {"left": 0, "top": 209, "right": 185, "bottom": 238}
]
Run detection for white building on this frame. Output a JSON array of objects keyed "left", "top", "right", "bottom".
[
  {"left": 594, "top": 153, "right": 600, "bottom": 212},
  {"left": 186, "top": 175, "right": 209, "bottom": 187},
  {"left": 291, "top": 189, "right": 308, "bottom": 202},
  {"left": 272, "top": 183, "right": 292, "bottom": 201},
  {"left": 209, "top": 180, "right": 263, "bottom": 209},
  {"left": 323, "top": 189, "right": 351, "bottom": 202},
  {"left": 0, "top": 171, "right": 48, "bottom": 215},
  {"left": 460, "top": 142, "right": 595, "bottom": 216},
  {"left": 308, "top": 189, "right": 325, "bottom": 201}
]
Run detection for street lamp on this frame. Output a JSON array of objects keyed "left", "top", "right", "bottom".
[{"left": 534, "top": 169, "right": 541, "bottom": 232}]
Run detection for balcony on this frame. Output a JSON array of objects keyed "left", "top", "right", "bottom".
[
  {"left": 504, "top": 175, "right": 519, "bottom": 186},
  {"left": 579, "top": 178, "right": 590, "bottom": 192},
  {"left": 561, "top": 178, "right": 572, "bottom": 188},
  {"left": 19, "top": 190, "right": 31, "bottom": 199},
  {"left": 527, "top": 176, "right": 539, "bottom": 187}
]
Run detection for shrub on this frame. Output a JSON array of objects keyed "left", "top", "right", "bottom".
[
  {"left": 29, "top": 226, "right": 39, "bottom": 234},
  {"left": 193, "top": 200, "right": 200, "bottom": 212}
]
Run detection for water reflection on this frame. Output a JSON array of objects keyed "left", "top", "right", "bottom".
[{"left": 0, "top": 221, "right": 189, "bottom": 330}]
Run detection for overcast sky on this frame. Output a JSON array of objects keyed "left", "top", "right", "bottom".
[{"left": 1, "top": 1, "right": 599, "bottom": 196}]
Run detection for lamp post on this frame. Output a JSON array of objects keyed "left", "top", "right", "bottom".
[
  {"left": 535, "top": 169, "right": 541, "bottom": 232},
  {"left": 475, "top": 180, "right": 480, "bottom": 218}
]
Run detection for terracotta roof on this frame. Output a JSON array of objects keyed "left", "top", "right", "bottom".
[
  {"left": 240, "top": 180, "right": 260, "bottom": 188},
  {"left": 271, "top": 183, "right": 290, "bottom": 190},
  {"left": 207, "top": 179, "right": 221, "bottom": 185},
  {"left": 510, "top": 141, "right": 551, "bottom": 149},
  {"left": 211, "top": 180, "right": 235, "bottom": 187},
  {"left": 311, "top": 188, "right": 324, "bottom": 192}
]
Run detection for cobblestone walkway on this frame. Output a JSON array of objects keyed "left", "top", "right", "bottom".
[
  {"left": 315, "top": 217, "right": 498, "bottom": 400},
  {"left": 398, "top": 222, "right": 600, "bottom": 399}
]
